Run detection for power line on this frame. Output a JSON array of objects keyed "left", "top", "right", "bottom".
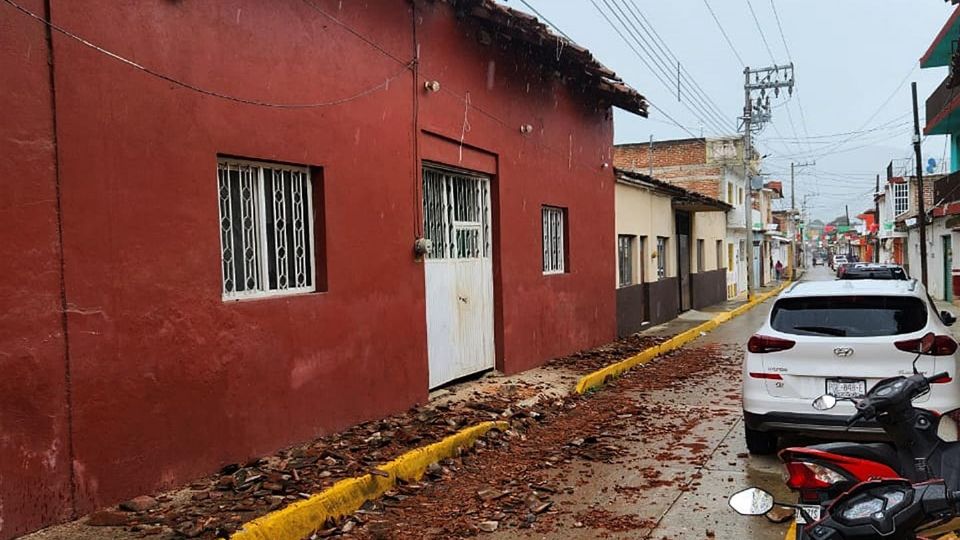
[
  {"left": 4, "top": 0, "right": 415, "bottom": 109},
  {"left": 619, "top": 0, "right": 735, "bottom": 132},
  {"left": 515, "top": 0, "right": 575, "bottom": 42},
  {"left": 745, "top": 0, "right": 777, "bottom": 64},
  {"left": 601, "top": 0, "right": 730, "bottom": 133},
  {"left": 768, "top": 0, "right": 792, "bottom": 61},
  {"left": 591, "top": 0, "right": 730, "bottom": 135},
  {"left": 510, "top": 1, "right": 700, "bottom": 139},
  {"left": 762, "top": 116, "right": 911, "bottom": 141},
  {"left": 701, "top": 0, "right": 745, "bottom": 67}
]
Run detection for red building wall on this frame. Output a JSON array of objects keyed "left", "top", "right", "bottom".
[
  {"left": 0, "top": 1, "right": 617, "bottom": 535},
  {"left": 0, "top": 0, "right": 74, "bottom": 536}
]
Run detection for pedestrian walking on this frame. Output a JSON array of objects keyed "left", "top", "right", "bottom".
[{"left": 775, "top": 260, "right": 784, "bottom": 281}]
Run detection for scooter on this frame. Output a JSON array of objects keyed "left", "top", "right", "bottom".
[
  {"left": 730, "top": 478, "right": 960, "bottom": 540},
  {"left": 776, "top": 333, "right": 960, "bottom": 537}
]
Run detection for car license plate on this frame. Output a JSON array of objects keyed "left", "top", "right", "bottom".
[
  {"left": 796, "top": 504, "right": 821, "bottom": 524},
  {"left": 826, "top": 379, "right": 866, "bottom": 399}
]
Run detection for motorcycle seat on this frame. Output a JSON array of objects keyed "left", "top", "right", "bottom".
[{"left": 807, "top": 442, "right": 902, "bottom": 474}]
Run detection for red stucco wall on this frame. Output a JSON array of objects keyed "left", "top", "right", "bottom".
[
  {"left": 1, "top": 1, "right": 617, "bottom": 535},
  {"left": 0, "top": 1, "right": 74, "bottom": 537},
  {"left": 415, "top": 4, "right": 617, "bottom": 374}
]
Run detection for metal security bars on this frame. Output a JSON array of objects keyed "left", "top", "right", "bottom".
[
  {"left": 618, "top": 235, "right": 634, "bottom": 287},
  {"left": 657, "top": 237, "right": 667, "bottom": 279},
  {"left": 422, "top": 167, "right": 491, "bottom": 260},
  {"left": 217, "top": 158, "right": 315, "bottom": 300},
  {"left": 542, "top": 206, "right": 566, "bottom": 274}
]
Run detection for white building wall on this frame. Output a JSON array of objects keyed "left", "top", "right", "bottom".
[{"left": 907, "top": 218, "right": 950, "bottom": 300}]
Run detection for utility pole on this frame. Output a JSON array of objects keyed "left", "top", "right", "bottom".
[
  {"left": 912, "top": 82, "right": 929, "bottom": 288},
  {"left": 845, "top": 204, "right": 852, "bottom": 258},
  {"left": 742, "top": 64, "right": 795, "bottom": 298},
  {"left": 875, "top": 174, "right": 881, "bottom": 263},
  {"left": 790, "top": 160, "right": 814, "bottom": 278}
]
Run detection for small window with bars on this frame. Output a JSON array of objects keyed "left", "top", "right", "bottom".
[
  {"left": 717, "top": 240, "right": 724, "bottom": 269},
  {"left": 542, "top": 206, "right": 567, "bottom": 274},
  {"left": 656, "top": 236, "right": 667, "bottom": 279},
  {"left": 618, "top": 235, "right": 634, "bottom": 287},
  {"left": 697, "top": 239, "right": 705, "bottom": 272},
  {"left": 217, "top": 158, "right": 316, "bottom": 300}
]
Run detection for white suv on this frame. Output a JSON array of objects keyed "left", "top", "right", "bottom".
[{"left": 742, "top": 279, "right": 960, "bottom": 454}]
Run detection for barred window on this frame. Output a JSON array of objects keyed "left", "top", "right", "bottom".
[
  {"left": 618, "top": 235, "right": 634, "bottom": 287},
  {"left": 656, "top": 236, "right": 668, "bottom": 279},
  {"left": 697, "top": 239, "right": 705, "bottom": 272},
  {"left": 894, "top": 182, "right": 909, "bottom": 216},
  {"left": 217, "top": 158, "right": 315, "bottom": 300},
  {"left": 542, "top": 206, "right": 567, "bottom": 274}
]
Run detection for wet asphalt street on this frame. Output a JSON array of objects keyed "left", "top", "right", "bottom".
[{"left": 487, "top": 267, "right": 833, "bottom": 540}]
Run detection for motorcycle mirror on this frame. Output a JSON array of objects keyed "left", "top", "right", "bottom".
[
  {"left": 729, "top": 488, "right": 775, "bottom": 516},
  {"left": 812, "top": 394, "right": 838, "bottom": 411}
]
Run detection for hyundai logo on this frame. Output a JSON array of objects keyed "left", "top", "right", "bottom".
[{"left": 834, "top": 347, "right": 854, "bottom": 358}]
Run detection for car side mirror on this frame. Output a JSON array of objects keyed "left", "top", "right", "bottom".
[{"left": 942, "top": 311, "right": 956, "bottom": 327}]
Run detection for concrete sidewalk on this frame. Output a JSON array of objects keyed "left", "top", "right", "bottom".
[{"left": 640, "top": 280, "right": 791, "bottom": 338}]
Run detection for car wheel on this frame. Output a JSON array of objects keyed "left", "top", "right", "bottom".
[{"left": 745, "top": 425, "right": 778, "bottom": 455}]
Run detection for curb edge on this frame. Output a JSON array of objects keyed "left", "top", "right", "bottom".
[
  {"left": 574, "top": 281, "right": 791, "bottom": 395},
  {"left": 231, "top": 420, "right": 509, "bottom": 540}
]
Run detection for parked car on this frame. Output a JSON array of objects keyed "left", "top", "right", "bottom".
[
  {"left": 839, "top": 263, "right": 908, "bottom": 280},
  {"left": 742, "top": 279, "right": 960, "bottom": 454},
  {"left": 830, "top": 255, "right": 848, "bottom": 271}
]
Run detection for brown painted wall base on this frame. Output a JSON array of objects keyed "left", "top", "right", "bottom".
[
  {"left": 691, "top": 269, "right": 727, "bottom": 310},
  {"left": 646, "top": 277, "right": 680, "bottom": 326},
  {"left": 616, "top": 284, "right": 647, "bottom": 337}
]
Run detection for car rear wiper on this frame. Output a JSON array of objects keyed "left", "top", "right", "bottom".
[{"left": 792, "top": 326, "right": 847, "bottom": 336}]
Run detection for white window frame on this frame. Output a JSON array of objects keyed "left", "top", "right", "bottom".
[
  {"left": 894, "top": 182, "right": 910, "bottom": 216},
  {"left": 217, "top": 157, "right": 316, "bottom": 301},
  {"left": 618, "top": 235, "right": 634, "bottom": 287},
  {"left": 542, "top": 206, "right": 566, "bottom": 275}
]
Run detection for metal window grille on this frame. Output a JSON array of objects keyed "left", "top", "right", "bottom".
[
  {"left": 618, "top": 235, "right": 634, "bottom": 287},
  {"left": 894, "top": 182, "right": 910, "bottom": 216},
  {"left": 217, "top": 158, "right": 315, "bottom": 300},
  {"left": 697, "top": 239, "right": 705, "bottom": 272},
  {"left": 657, "top": 237, "right": 667, "bottom": 279},
  {"left": 542, "top": 206, "right": 566, "bottom": 274},
  {"left": 422, "top": 167, "right": 491, "bottom": 260}
]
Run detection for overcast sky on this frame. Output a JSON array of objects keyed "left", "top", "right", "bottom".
[{"left": 509, "top": 0, "right": 954, "bottom": 222}]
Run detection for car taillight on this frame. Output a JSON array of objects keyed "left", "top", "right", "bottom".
[
  {"left": 894, "top": 335, "right": 958, "bottom": 356},
  {"left": 749, "top": 372, "right": 783, "bottom": 380},
  {"left": 784, "top": 461, "right": 849, "bottom": 490},
  {"left": 748, "top": 335, "right": 796, "bottom": 354}
]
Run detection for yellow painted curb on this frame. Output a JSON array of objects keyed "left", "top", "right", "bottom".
[
  {"left": 574, "top": 281, "right": 792, "bottom": 394},
  {"left": 785, "top": 521, "right": 796, "bottom": 539},
  {"left": 231, "top": 420, "right": 509, "bottom": 540}
]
